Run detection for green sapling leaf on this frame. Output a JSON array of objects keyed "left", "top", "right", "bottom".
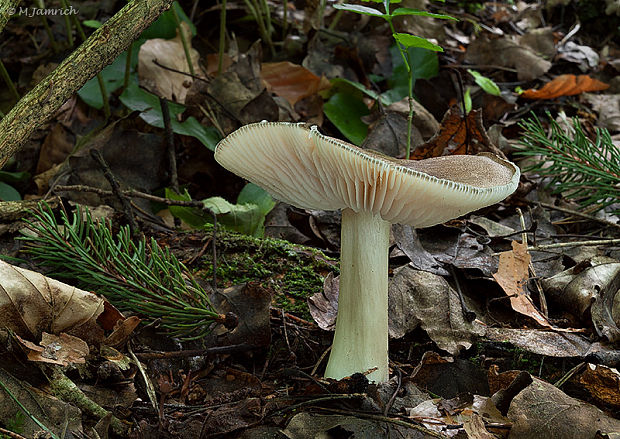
[
  {"left": 468, "top": 69, "right": 501, "bottom": 96},
  {"left": 390, "top": 8, "right": 457, "bottom": 19},
  {"left": 463, "top": 87, "right": 472, "bottom": 114},
  {"left": 82, "top": 20, "right": 103, "bottom": 29},
  {"left": 333, "top": 3, "right": 385, "bottom": 17},
  {"left": 393, "top": 33, "right": 443, "bottom": 51}
]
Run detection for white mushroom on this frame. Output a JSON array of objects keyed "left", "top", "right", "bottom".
[{"left": 215, "top": 121, "right": 520, "bottom": 383}]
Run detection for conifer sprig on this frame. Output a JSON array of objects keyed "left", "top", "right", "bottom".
[
  {"left": 517, "top": 115, "right": 620, "bottom": 215},
  {"left": 21, "top": 204, "right": 226, "bottom": 339}
]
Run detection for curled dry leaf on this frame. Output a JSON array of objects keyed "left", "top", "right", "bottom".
[
  {"left": 0, "top": 260, "right": 106, "bottom": 341},
  {"left": 17, "top": 332, "right": 89, "bottom": 366},
  {"left": 261, "top": 61, "right": 331, "bottom": 107},
  {"left": 493, "top": 241, "right": 552, "bottom": 328},
  {"left": 138, "top": 22, "right": 201, "bottom": 103},
  {"left": 520, "top": 74, "right": 609, "bottom": 100}
]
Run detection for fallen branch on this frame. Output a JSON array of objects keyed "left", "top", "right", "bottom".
[{"left": 0, "top": 0, "right": 174, "bottom": 167}]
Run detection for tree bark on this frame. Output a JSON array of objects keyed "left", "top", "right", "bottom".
[
  {"left": 0, "top": 0, "right": 174, "bottom": 168},
  {"left": 0, "top": 0, "right": 20, "bottom": 34}
]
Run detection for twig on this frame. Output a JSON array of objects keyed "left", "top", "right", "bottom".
[
  {"left": 315, "top": 407, "right": 448, "bottom": 438},
  {"left": 537, "top": 201, "right": 620, "bottom": 231},
  {"left": 0, "top": 427, "right": 28, "bottom": 439},
  {"left": 133, "top": 343, "right": 254, "bottom": 360},
  {"left": 527, "top": 239, "right": 620, "bottom": 251},
  {"left": 159, "top": 97, "right": 180, "bottom": 194},
  {"left": 90, "top": 149, "right": 139, "bottom": 236},
  {"left": 383, "top": 367, "right": 402, "bottom": 416},
  {"left": 517, "top": 208, "right": 547, "bottom": 317}
]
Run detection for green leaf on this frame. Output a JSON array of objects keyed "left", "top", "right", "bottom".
[
  {"left": 463, "top": 87, "right": 472, "bottom": 114},
  {"left": 323, "top": 92, "right": 370, "bottom": 146},
  {"left": 393, "top": 33, "right": 443, "bottom": 51},
  {"left": 166, "top": 188, "right": 209, "bottom": 228},
  {"left": 0, "top": 182, "right": 20, "bottom": 201},
  {"left": 330, "top": 78, "right": 381, "bottom": 101},
  {"left": 237, "top": 183, "right": 276, "bottom": 216},
  {"left": 0, "top": 170, "right": 30, "bottom": 183},
  {"left": 77, "top": 40, "right": 142, "bottom": 109},
  {"left": 166, "top": 188, "right": 270, "bottom": 237},
  {"left": 203, "top": 197, "right": 266, "bottom": 236},
  {"left": 333, "top": 3, "right": 385, "bottom": 17},
  {"left": 390, "top": 8, "right": 457, "bottom": 19},
  {"left": 382, "top": 45, "right": 438, "bottom": 105},
  {"left": 468, "top": 69, "right": 501, "bottom": 96},
  {"left": 119, "top": 82, "right": 221, "bottom": 150},
  {"left": 82, "top": 19, "right": 103, "bottom": 29},
  {"left": 140, "top": 1, "right": 196, "bottom": 39}
]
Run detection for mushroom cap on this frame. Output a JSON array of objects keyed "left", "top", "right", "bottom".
[{"left": 215, "top": 122, "right": 520, "bottom": 228}]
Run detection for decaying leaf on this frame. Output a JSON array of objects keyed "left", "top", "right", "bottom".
[
  {"left": 411, "top": 107, "right": 505, "bottom": 159},
  {"left": 520, "top": 74, "right": 609, "bottom": 100},
  {"left": 406, "top": 392, "right": 511, "bottom": 437},
  {"left": 493, "top": 241, "right": 552, "bottom": 327},
  {"left": 388, "top": 266, "right": 485, "bottom": 353},
  {"left": 542, "top": 256, "right": 620, "bottom": 342},
  {"left": 138, "top": 22, "right": 201, "bottom": 103},
  {"left": 17, "top": 332, "right": 89, "bottom": 366},
  {"left": 507, "top": 377, "right": 620, "bottom": 438},
  {"left": 577, "top": 363, "right": 620, "bottom": 409},
  {"left": 261, "top": 61, "right": 331, "bottom": 107},
  {"left": 0, "top": 260, "right": 106, "bottom": 342}
]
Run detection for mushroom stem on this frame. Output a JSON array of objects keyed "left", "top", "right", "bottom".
[{"left": 325, "top": 208, "right": 391, "bottom": 383}]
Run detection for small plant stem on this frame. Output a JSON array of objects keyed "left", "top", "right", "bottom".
[
  {"left": 406, "top": 71, "right": 414, "bottom": 158},
  {"left": 0, "top": 59, "right": 19, "bottom": 101},
  {"left": 34, "top": 0, "right": 59, "bottom": 53},
  {"left": 90, "top": 149, "right": 139, "bottom": 236},
  {"left": 123, "top": 43, "right": 133, "bottom": 91},
  {"left": 218, "top": 0, "right": 227, "bottom": 75},
  {"left": 327, "top": 9, "right": 344, "bottom": 30},
  {"left": 61, "top": 6, "right": 73, "bottom": 46},
  {"left": 65, "top": 0, "right": 110, "bottom": 118},
  {"left": 244, "top": 0, "right": 274, "bottom": 57},
  {"left": 171, "top": 6, "right": 195, "bottom": 76},
  {"left": 159, "top": 97, "right": 179, "bottom": 194},
  {"left": 282, "top": 0, "right": 288, "bottom": 39},
  {"left": 386, "top": 16, "right": 415, "bottom": 158}
]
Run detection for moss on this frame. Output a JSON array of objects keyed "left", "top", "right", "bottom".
[{"left": 194, "top": 226, "right": 339, "bottom": 320}]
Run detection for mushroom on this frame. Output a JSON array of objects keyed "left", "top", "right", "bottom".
[{"left": 215, "top": 122, "right": 520, "bottom": 383}]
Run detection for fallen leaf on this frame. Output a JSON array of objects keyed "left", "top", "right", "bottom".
[
  {"left": 520, "top": 74, "right": 609, "bottom": 100},
  {"left": 507, "top": 377, "right": 620, "bottom": 438},
  {"left": 0, "top": 260, "right": 106, "bottom": 342},
  {"left": 17, "top": 332, "right": 89, "bottom": 366},
  {"left": 577, "top": 363, "right": 620, "bottom": 409},
  {"left": 138, "top": 22, "right": 201, "bottom": 103},
  {"left": 493, "top": 241, "right": 552, "bottom": 327},
  {"left": 261, "top": 61, "right": 331, "bottom": 106},
  {"left": 411, "top": 107, "right": 505, "bottom": 159}
]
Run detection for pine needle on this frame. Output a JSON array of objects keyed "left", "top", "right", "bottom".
[
  {"left": 516, "top": 114, "right": 620, "bottom": 215},
  {"left": 20, "top": 203, "right": 226, "bottom": 339}
]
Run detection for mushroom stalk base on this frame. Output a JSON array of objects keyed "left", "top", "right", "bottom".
[{"left": 325, "top": 208, "right": 390, "bottom": 383}]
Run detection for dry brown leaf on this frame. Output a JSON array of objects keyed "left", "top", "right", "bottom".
[
  {"left": 0, "top": 260, "right": 106, "bottom": 341},
  {"left": 410, "top": 107, "right": 505, "bottom": 159},
  {"left": 138, "top": 22, "right": 201, "bottom": 103},
  {"left": 520, "top": 74, "right": 609, "bottom": 100},
  {"left": 493, "top": 241, "right": 552, "bottom": 327},
  {"left": 17, "top": 332, "right": 89, "bottom": 366},
  {"left": 261, "top": 61, "right": 331, "bottom": 106}
]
